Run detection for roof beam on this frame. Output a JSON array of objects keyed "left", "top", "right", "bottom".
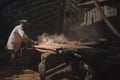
[{"left": 78, "top": 0, "right": 108, "bottom": 6}]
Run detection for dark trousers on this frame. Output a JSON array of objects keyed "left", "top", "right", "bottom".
[{"left": 8, "top": 50, "right": 18, "bottom": 68}]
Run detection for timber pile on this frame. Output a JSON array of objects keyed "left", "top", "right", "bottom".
[
  {"left": 34, "top": 41, "right": 96, "bottom": 80},
  {"left": 34, "top": 41, "right": 120, "bottom": 80}
]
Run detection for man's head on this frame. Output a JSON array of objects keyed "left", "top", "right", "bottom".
[{"left": 19, "top": 19, "right": 30, "bottom": 26}]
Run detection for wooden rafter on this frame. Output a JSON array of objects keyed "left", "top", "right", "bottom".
[{"left": 78, "top": 0, "right": 108, "bottom": 6}]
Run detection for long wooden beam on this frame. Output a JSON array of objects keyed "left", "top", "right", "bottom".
[
  {"left": 93, "top": 0, "right": 120, "bottom": 37},
  {"left": 78, "top": 0, "right": 108, "bottom": 6},
  {"left": 46, "top": 65, "right": 72, "bottom": 80},
  {"left": 46, "top": 63, "right": 67, "bottom": 74}
]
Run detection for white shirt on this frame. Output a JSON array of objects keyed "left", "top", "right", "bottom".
[{"left": 6, "top": 24, "right": 25, "bottom": 51}]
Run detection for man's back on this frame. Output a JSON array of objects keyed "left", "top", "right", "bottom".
[{"left": 6, "top": 25, "right": 24, "bottom": 52}]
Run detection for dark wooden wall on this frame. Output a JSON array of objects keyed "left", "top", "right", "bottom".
[{"left": 0, "top": 0, "right": 64, "bottom": 49}]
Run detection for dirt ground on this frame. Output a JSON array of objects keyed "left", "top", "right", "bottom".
[
  {"left": 0, "top": 65, "right": 40, "bottom": 80},
  {"left": 0, "top": 64, "right": 70, "bottom": 80}
]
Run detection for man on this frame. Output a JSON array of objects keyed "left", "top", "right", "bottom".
[{"left": 6, "top": 19, "right": 37, "bottom": 66}]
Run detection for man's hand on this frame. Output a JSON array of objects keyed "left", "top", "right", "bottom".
[{"left": 33, "top": 41, "right": 39, "bottom": 45}]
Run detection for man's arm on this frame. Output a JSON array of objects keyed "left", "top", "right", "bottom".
[
  {"left": 22, "top": 34, "right": 38, "bottom": 45},
  {"left": 17, "top": 26, "right": 37, "bottom": 45}
]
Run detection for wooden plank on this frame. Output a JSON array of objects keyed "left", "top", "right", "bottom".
[{"left": 78, "top": 0, "right": 108, "bottom": 6}]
